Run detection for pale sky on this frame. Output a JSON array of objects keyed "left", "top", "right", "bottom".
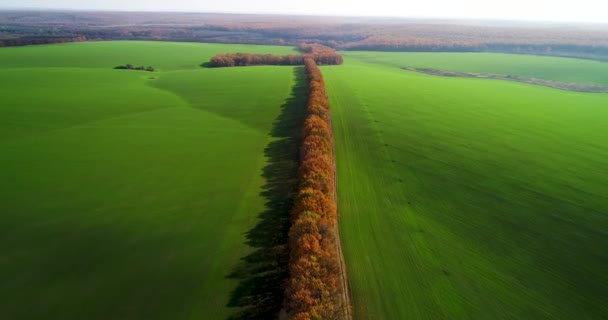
[{"left": 3, "top": 0, "right": 608, "bottom": 23}]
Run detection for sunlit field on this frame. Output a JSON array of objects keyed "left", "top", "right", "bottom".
[
  {"left": 0, "top": 41, "right": 304, "bottom": 319},
  {"left": 325, "top": 52, "right": 608, "bottom": 319}
]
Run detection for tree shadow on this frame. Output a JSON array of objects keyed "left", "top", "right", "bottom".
[{"left": 226, "top": 67, "right": 308, "bottom": 319}]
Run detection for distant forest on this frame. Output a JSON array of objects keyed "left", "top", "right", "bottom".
[{"left": 2, "top": 11, "right": 608, "bottom": 60}]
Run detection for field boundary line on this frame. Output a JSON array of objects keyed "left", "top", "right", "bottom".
[
  {"left": 326, "top": 77, "right": 353, "bottom": 320},
  {"left": 403, "top": 66, "right": 608, "bottom": 93}
]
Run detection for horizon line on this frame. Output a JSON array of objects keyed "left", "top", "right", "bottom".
[{"left": 1, "top": 7, "right": 608, "bottom": 26}]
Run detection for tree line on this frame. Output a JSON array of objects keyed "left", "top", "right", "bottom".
[
  {"left": 283, "top": 58, "right": 345, "bottom": 320},
  {"left": 208, "top": 53, "right": 305, "bottom": 67},
  {"left": 337, "top": 34, "right": 608, "bottom": 59},
  {"left": 0, "top": 35, "right": 87, "bottom": 47},
  {"left": 205, "top": 45, "right": 347, "bottom": 318},
  {"left": 4, "top": 11, "right": 608, "bottom": 60},
  {"left": 207, "top": 43, "right": 343, "bottom": 67}
]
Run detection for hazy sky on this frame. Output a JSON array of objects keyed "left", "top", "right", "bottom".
[{"left": 3, "top": 0, "right": 608, "bottom": 23}]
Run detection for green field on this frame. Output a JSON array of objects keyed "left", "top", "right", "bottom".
[
  {"left": 0, "top": 41, "right": 304, "bottom": 319},
  {"left": 324, "top": 52, "right": 608, "bottom": 319},
  {"left": 2, "top": 41, "right": 608, "bottom": 320},
  {"left": 346, "top": 51, "right": 608, "bottom": 86}
]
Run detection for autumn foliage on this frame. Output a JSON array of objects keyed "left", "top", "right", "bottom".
[
  {"left": 208, "top": 53, "right": 305, "bottom": 67},
  {"left": 207, "top": 43, "right": 343, "bottom": 67},
  {"left": 284, "top": 58, "right": 344, "bottom": 320},
  {"left": 203, "top": 45, "right": 346, "bottom": 319},
  {"left": 299, "top": 43, "right": 344, "bottom": 65}
]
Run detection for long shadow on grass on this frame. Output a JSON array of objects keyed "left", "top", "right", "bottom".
[{"left": 226, "top": 67, "right": 308, "bottom": 319}]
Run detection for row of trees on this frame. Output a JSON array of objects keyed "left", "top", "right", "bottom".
[
  {"left": 0, "top": 35, "right": 87, "bottom": 47},
  {"left": 208, "top": 53, "right": 305, "bottom": 67},
  {"left": 284, "top": 58, "right": 344, "bottom": 320},
  {"left": 337, "top": 34, "right": 608, "bottom": 58},
  {"left": 205, "top": 46, "right": 346, "bottom": 319},
  {"left": 207, "top": 43, "right": 343, "bottom": 68}
]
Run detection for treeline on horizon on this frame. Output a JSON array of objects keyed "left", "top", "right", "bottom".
[
  {"left": 207, "top": 43, "right": 343, "bottom": 67},
  {"left": 0, "top": 35, "right": 87, "bottom": 47},
  {"left": 2, "top": 11, "right": 608, "bottom": 60},
  {"left": 284, "top": 57, "right": 344, "bottom": 320},
  {"left": 339, "top": 35, "right": 608, "bottom": 59}
]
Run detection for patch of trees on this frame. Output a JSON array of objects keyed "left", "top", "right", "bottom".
[
  {"left": 299, "top": 43, "right": 344, "bottom": 65},
  {"left": 284, "top": 58, "right": 345, "bottom": 320},
  {"left": 114, "top": 64, "right": 155, "bottom": 72},
  {"left": 207, "top": 44, "right": 343, "bottom": 68}
]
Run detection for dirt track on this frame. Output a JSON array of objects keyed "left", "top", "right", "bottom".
[
  {"left": 329, "top": 115, "right": 352, "bottom": 320},
  {"left": 404, "top": 67, "right": 608, "bottom": 93}
]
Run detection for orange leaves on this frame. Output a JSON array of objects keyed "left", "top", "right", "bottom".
[
  {"left": 301, "top": 154, "right": 333, "bottom": 177},
  {"left": 302, "top": 135, "right": 331, "bottom": 155},
  {"left": 208, "top": 53, "right": 305, "bottom": 67},
  {"left": 303, "top": 115, "right": 331, "bottom": 139},
  {"left": 299, "top": 43, "right": 344, "bottom": 66},
  {"left": 207, "top": 47, "right": 346, "bottom": 319},
  {"left": 285, "top": 58, "right": 343, "bottom": 319},
  {"left": 207, "top": 45, "right": 343, "bottom": 68},
  {"left": 293, "top": 188, "right": 335, "bottom": 219}
]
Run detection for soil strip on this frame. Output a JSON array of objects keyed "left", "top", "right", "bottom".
[
  {"left": 330, "top": 118, "right": 353, "bottom": 320},
  {"left": 404, "top": 67, "right": 608, "bottom": 93}
]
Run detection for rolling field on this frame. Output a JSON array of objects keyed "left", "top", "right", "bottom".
[
  {"left": 3, "top": 40, "right": 608, "bottom": 320},
  {"left": 347, "top": 51, "right": 608, "bottom": 86},
  {"left": 324, "top": 53, "right": 608, "bottom": 319},
  {"left": 0, "top": 41, "right": 304, "bottom": 319}
]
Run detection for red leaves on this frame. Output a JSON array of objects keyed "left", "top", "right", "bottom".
[{"left": 285, "top": 58, "right": 343, "bottom": 320}]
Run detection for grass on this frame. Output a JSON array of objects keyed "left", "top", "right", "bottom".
[
  {"left": 324, "top": 52, "right": 608, "bottom": 319},
  {"left": 346, "top": 51, "right": 608, "bottom": 86},
  {"left": 0, "top": 41, "right": 297, "bottom": 71},
  {"left": 3, "top": 41, "right": 608, "bottom": 320},
  {"left": 0, "top": 41, "right": 303, "bottom": 319}
]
